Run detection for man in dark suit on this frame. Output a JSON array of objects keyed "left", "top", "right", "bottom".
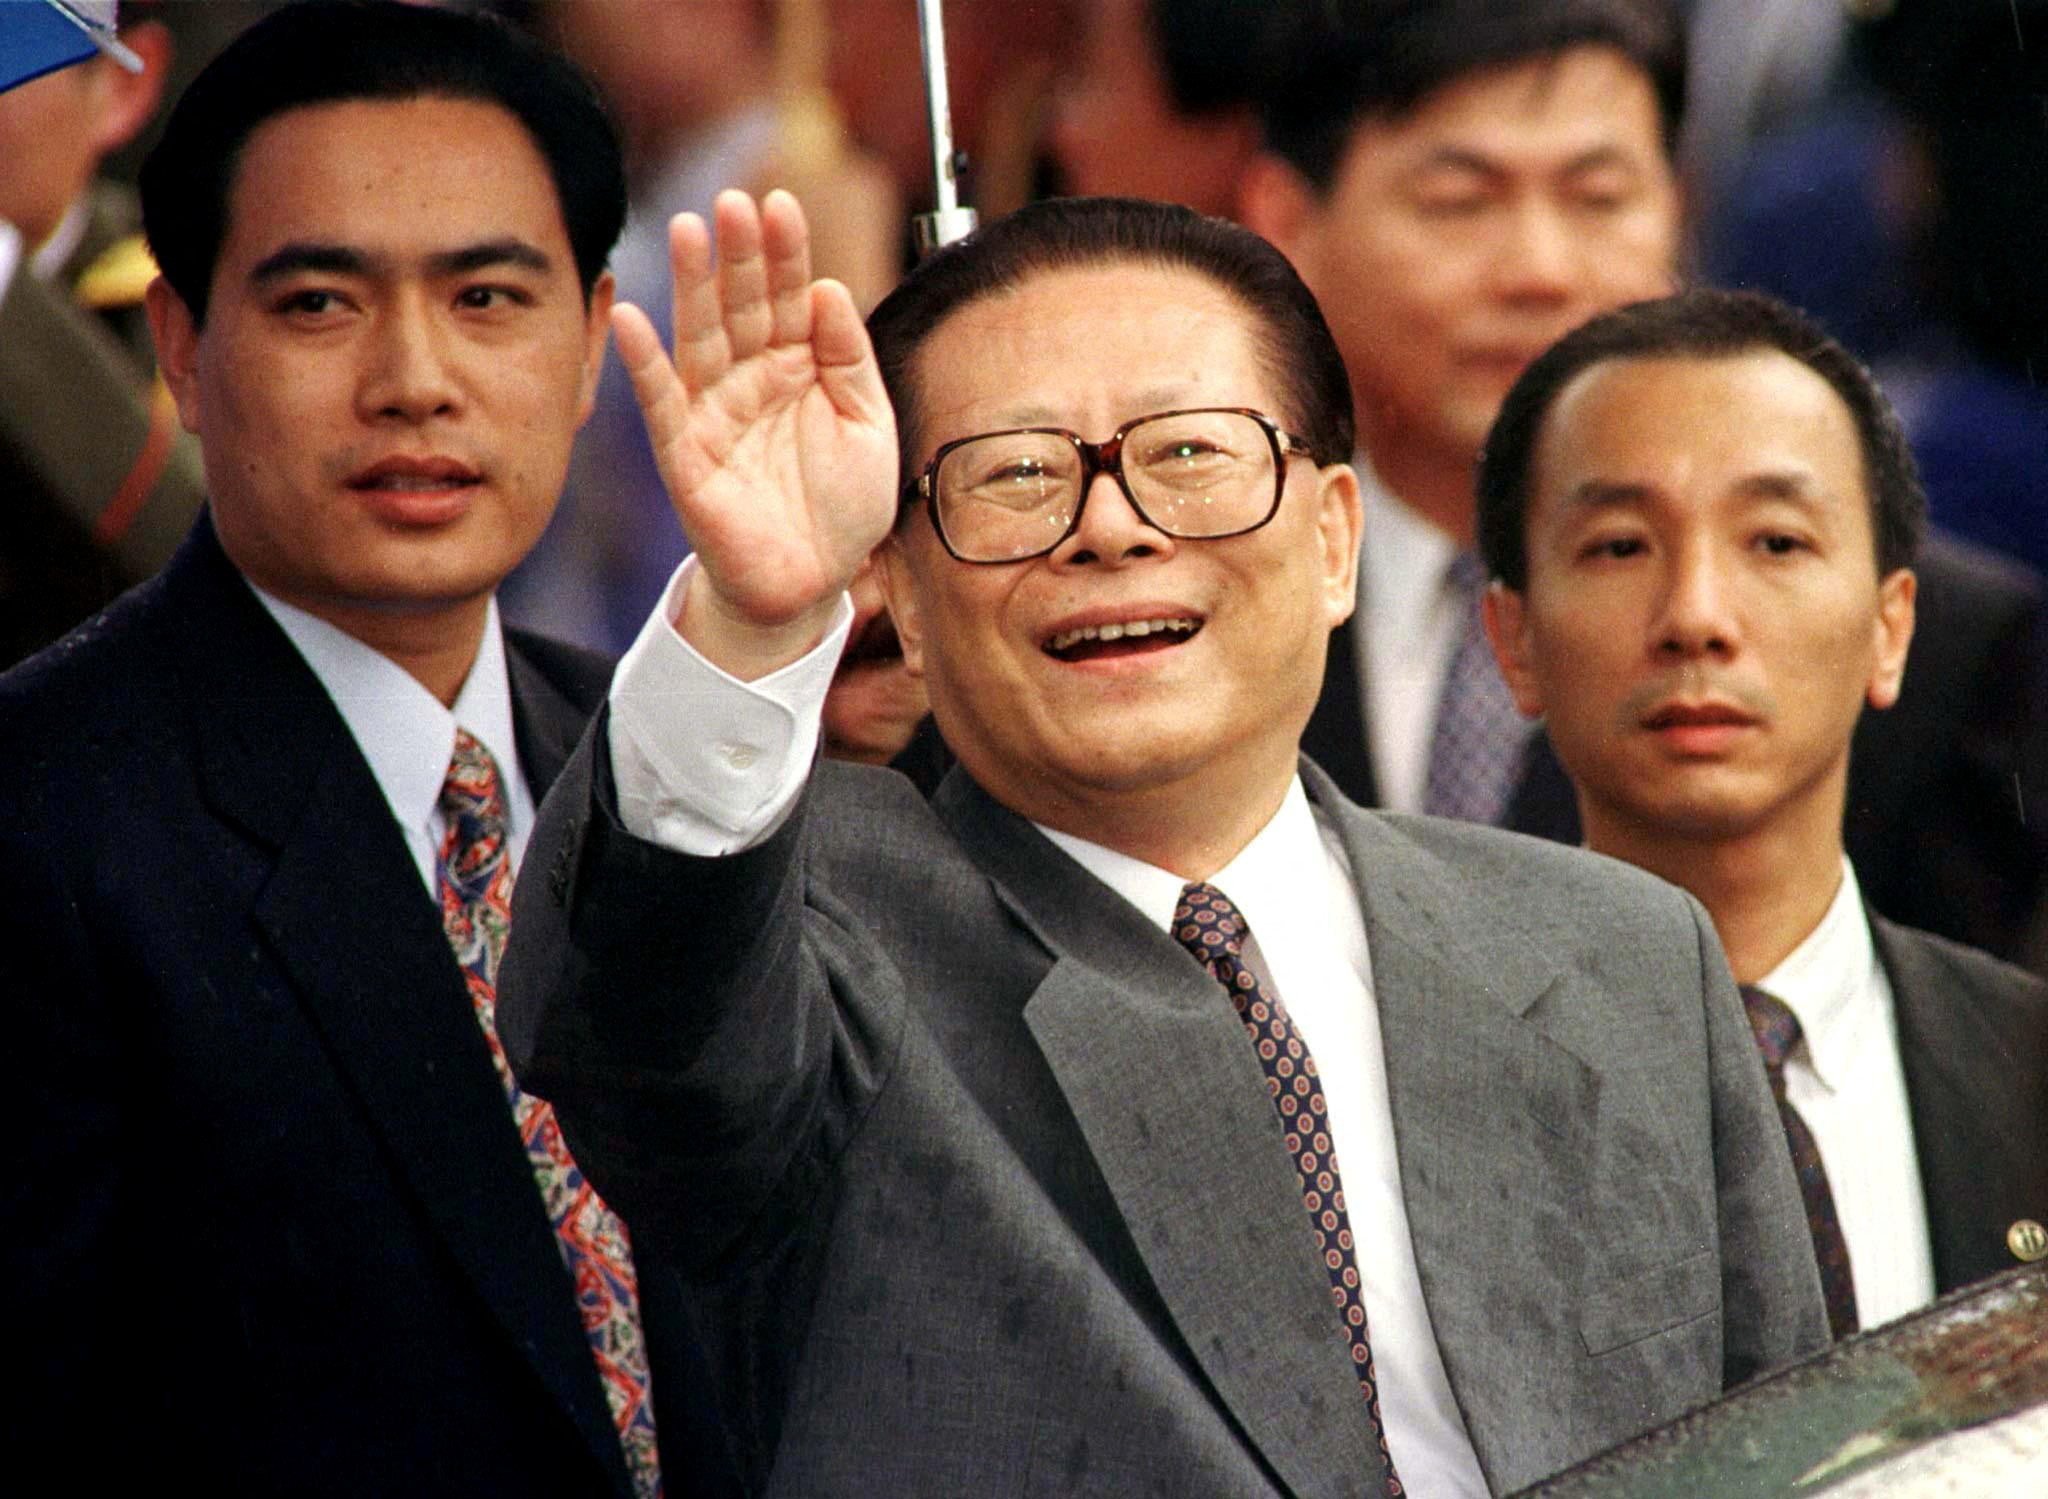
[
  {"left": 1239, "top": 0, "right": 2048, "bottom": 964},
  {"left": 498, "top": 191, "right": 1826, "bottom": 1496},
  {"left": 0, "top": 5, "right": 694, "bottom": 1492},
  {"left": 1479, "top": 289, "right": 2048, "bottom": 1341}
]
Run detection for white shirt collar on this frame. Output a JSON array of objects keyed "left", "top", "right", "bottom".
[
  {"left": 1753, "top": 855, "right": 1879, "bottom": 1093},
  {"left": 248, "top": 587, "right": 532, "bottom": 885},
  {"left": 1359, "top": 460, "right": 1461, "bottom": 614},
  {"left": 1035, "top": 776, "right": 1327, "bottom": 938}
]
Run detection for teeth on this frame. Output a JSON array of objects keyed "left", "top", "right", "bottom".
[{"left": 1046, "top": 617, "right": 1197, "bottom": 653}]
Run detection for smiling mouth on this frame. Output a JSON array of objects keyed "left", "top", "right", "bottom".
[
  {"left": 347, "top": 458, "right": 484, "bottom": 492},
  {"left": 1043, "top": 616, "right": 1201, "bottom": 662}
]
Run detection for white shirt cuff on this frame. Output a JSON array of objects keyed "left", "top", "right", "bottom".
[{"left": 608, "top": 556, "right": 854, "bottom": 855}]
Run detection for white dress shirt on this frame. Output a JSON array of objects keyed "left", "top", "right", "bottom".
[
  {"left": 1754, "top": 857, "right": 1936, "bottom": 1327},
  {"left": 1353, "top": 468, "right": 1468, "bottom": 814},
  {"left": 252, "top": 586, "right": 535, "bottom": 894},
  {"left": 610, "top": 559, "right": 1491, "bottom": 1497}
]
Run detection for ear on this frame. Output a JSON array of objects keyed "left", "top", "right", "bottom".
[
  {"left": 874, "top": 533, "right": 924, "bottom": 679},
  {"left": 1481, "top": 580, "right": 1547, "bottom": 719},
  {"left": 575, "top": 270, "right": 616, "bottom": 427},
  {"left": 1236, "top": 152, "right": 1322, "bottom": 263},
  {"left": 1865, "top": 566, "right": 1917, "bottom": 710},
  {"left": 1311, "top": 460, "right": 1363, "bottom": 629},
  {"left": 90, "top": 22, "right": 173, "bottom": 156},
  {"left": 145, "top": 275, "right": 204, "bottom": 435}
]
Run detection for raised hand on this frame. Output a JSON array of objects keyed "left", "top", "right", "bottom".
[{"left": 611, "top": 189, "right": 899, "bottom": 678}]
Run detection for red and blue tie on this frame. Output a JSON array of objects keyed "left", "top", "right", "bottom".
[{"left": 439, "top": 729, "right": 662, "bottom": 1495}]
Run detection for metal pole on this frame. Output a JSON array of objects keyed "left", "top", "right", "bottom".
[{"left": 911, "top": 0, "right": 976, "bottom": 257}]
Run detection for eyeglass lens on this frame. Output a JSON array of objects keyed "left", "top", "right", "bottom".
[{"left": 935, "top": 409, "right": 1280, "bottom": 562}]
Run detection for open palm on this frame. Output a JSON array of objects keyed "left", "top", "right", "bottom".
[{"left": 613, "top": 190, "right": 899, "bottom": 670}]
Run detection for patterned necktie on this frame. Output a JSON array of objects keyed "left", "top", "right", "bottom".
[
  {"left": 438, "top": 730, "right": 662, "bottom": 1496},
  {"left": 1173, "top": 883, "right": 1404, "bottom": 1497},
  {"left": 1740, "top": 985, "right": 1859, "bottom": 1341},
  {"left": 1423, "top": 550, "right": 1527, "bottom": 825}
]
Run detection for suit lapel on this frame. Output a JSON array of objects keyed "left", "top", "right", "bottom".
[
  {"left": 1875, "top": 916, "right": 2048, "bottom": 1291},
  {"left": 1307, "top": 767, "right": 1595, "bottom": 1493},
  {"left": 173, "top": 526, "right": 629, "bottom": 1490},
  {"left": 937, "top": 775, "right": 1389, "bottom": 1498}
]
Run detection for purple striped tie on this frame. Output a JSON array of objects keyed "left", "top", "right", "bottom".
[{"left": 1741, "top": 984, "right": 1859, "bottom": 1340}]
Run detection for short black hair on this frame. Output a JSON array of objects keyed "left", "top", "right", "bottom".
[
  {"left": 1147, "top": 0, "right": 1308, "bottom": 118},
  {"left": 141, "top": 0, "right": 624, "bottom": 323},
  {"left": 1262, "top": 0, "right": 1688, "bottom": 192},
  {"left": 1476, "top": 288, "right": 1927, "bottom": 590},
  {"left": 868, "top": 196, "right": 1354, "bottom": 500}
]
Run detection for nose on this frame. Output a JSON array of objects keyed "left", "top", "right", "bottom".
[
  {"left": 1653, "top": 541, "right": 1740, "bottom": 662},
  {"left": 1492, "top": 198, "right": 1580, "bottom": 307},
  {"left": 1049, "top": 469, "right": 1176, "bottom": 569},
  {"left": 357, "top": 294, "right": 461, "bottom": 423}
]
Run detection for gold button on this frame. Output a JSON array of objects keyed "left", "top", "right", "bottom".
[{"left": 2008, "top": 1219, "right": 2048, "bottom": 1263}]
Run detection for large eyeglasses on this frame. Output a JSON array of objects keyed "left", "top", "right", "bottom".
[{"left": 906, "top": 406, "right": 1314, "bottom": 565}]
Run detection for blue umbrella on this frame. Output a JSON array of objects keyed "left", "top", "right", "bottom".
[{"left": 0, "top": 1, "right": 141, "bottom": 95}]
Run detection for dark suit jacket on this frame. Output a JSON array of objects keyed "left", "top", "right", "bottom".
[
  {"left": 1873, "top": 916, "right": 2048, "bottom": 1292},
  {"left": 0, "top": 518, "right": 697, "bottom": 1495},
  {"left": 501, "top": 731, "right": 1828, "bottom": 1497},
  {"left": 1305, "top": 531, "right": 2048, "bottom": 963}
]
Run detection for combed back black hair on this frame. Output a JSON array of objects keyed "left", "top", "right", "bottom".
[
  {"left": 1262, "top": 0, "right": 1687, "bottom": 191},
  {"left": 140, "top": 0, "right": 624, "bottom": 323},
  {"left": 867, "top": 196, "right": 1354, "bottom": 496},
  {"left": 1476, "top": 288, "right": 1927, "bottom": 590}
]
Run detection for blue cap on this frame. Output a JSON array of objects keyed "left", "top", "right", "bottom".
[{"left": 1, "top": 2, "right": 142, "bottom": 95}]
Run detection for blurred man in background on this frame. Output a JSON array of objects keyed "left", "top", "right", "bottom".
[
  {"left": 0, "top": 0, "right": 203, "bottom": 665},
  {"left": 1237, "top": 0, "right": 2048, "bottom": 963}
]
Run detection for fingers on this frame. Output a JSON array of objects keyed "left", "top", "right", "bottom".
[
  {"left": 671, "top": 190, "right": 818, "bottom": 395},
  {"left": 612, "top": 301, "right": 695, "bottom": 487},
  {"left": 667, "top": 212, "right": 725, "bottom": 397},
  {"left": 713, "top": 191, "right": 772, "bottom": 364},
  {"left": 761, "top": 189, "right": 814, "bottom": 346}
]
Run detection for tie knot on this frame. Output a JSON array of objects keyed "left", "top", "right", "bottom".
[
  {"left": 440, "top": 728, "right": 508, "bottom": 832},
  {"left": 1172, "top": 880, "right": 1247, "bottom": 965},
  {"left": 1445, "top": 549, "right": 1489, "bottom": 598},
  {"left": 1740, "top": 984, "right": 1803, "bottom": 1071}
]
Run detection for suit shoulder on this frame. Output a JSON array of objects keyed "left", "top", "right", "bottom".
[
  {"left": 1352, "top": 804, "right": 1705, "bottom": 937},
  {"left": 504, "top": 627, "right": 614, "bottom": 716},
  {"left": 0, "top": 571, "right": 175, "bottom": 732},
  {"left": 1876, "top": 916, "right": 2048, "bottom": 1010}
]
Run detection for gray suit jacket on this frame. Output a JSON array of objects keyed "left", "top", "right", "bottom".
[{"left": 502, "top": 739, "right": 1827, "bottom": 1497}]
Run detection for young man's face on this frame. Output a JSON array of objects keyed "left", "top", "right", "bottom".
[
  {"left": 881, "top": 261, "right": 1361, "bottom": 830},
  {"left": 1485, "top": 350, "right": 1916, "bottom": 850},
  {"left": 149, "top": 95, "right": 611, "bottom": 638},
  {"left": 1260, "top": 45, "right": 1679, "bottom": 483}
]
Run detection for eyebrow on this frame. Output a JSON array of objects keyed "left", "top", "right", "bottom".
[
  {"left": 248, "top": 237, "right": 554, "bottom": 286},
  {"left": 990, "top": 387, "right": 1196, "bottom": 432},
  {"left": 1564, "top": 471, "right": 1827, "bottom": 509},
  {"left": 1414, "top": 143, "right": 1641, "bottom": 180}
]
